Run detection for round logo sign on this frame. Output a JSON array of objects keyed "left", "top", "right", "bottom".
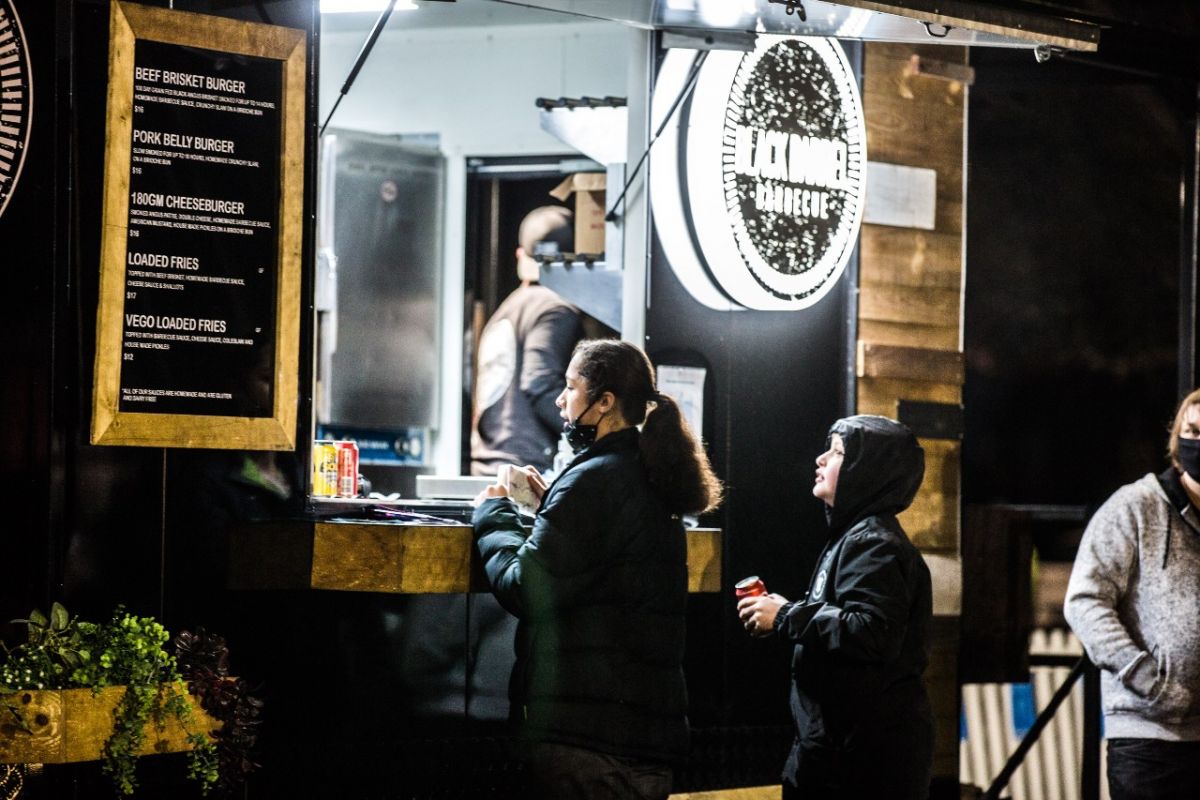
[
  {"left": 0, "top": 0, "right": 33, "bottom": 221},
  {"left": 653, "top": 37, "right": 865, "bottom": 311}
]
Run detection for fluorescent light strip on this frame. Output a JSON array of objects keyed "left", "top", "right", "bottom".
[{"left": 320, "top": 0, "right": 418, "bottom": 13}]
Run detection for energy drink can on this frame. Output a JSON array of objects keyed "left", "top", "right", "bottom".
[
  {"left": 312, "top": 440, "right": 339, "bottom": 497},
  {"left": 735, "top": 576, "right": 767, "bottom": 599},
  {"left": 337, "top": 441, "right": 359, "bottom": 498}
]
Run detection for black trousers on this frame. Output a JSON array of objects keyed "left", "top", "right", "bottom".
[
  {"left": 1108, "top": 738, "right": 1200, "bottom": 800},
  {"left": 526, "top": 742, "right": 673, "bottom": 800}
]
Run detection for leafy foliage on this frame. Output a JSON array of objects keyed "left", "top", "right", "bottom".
[{"left": 0, "top": 603, "right": 220, "bottom": 796}]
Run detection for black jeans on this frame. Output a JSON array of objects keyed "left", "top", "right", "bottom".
[
  {"left": 526, "top": 742, "right": 673, "bottom": 800},
  {"left": 1108, "top": 738, "right": 1200, "bottom": 800}
]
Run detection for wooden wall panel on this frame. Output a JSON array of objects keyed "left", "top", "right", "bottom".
[
  {"left": 861, "top": 42, "right": 967, "bottom": 792},
  {"left": 856, "top": 377, "right": 961, "bottom": 417},
  {"left": 859, "top": 284, "right": 961, "bottom": 327},
  {"left": 858, "top": 342, "right": 965, "bottom": 384},
  {"left": 858, "top": 319, "right": 959, "bottom": 350},
  {"left": 859, "top": 228, "right": 962, "bottom": 290},
  {"left": 902, "top": 440, "right": 962, "bottom": 552}
]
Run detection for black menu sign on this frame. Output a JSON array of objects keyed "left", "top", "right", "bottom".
[
  {"left": 93, "top": 2, "right": 304, "bottom": 449},
  {"left": 121, "top": 40, "right": 280, "bottom": 417}
]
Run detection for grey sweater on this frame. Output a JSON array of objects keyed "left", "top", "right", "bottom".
[{"left": 1064, "top": 473, "right": 1200, "bottom": 740}]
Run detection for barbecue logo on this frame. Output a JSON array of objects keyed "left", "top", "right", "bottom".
[{"left": 654, "top": 37, "right": 865, "bottom": 311}]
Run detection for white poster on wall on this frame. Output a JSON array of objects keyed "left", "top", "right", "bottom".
[{"left": 657, "top": 365, "right": 707, "bottom": 439}]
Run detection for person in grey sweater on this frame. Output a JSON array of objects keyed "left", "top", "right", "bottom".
[{"left": 1064, "top": 389, "right": 1200, "bottom": 800}]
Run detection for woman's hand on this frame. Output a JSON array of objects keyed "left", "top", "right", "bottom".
[
  {"left": 472, "top": 482, "right": 510, "bottom": 507},
  {"left": 516, "top": 465, "right": 549, "bottom": 502},
  {"left": 737, "top": 593, "right": 788, "bottom": 638}
]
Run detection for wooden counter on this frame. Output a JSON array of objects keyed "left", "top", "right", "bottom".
[{"left": 228, "top": 520, "right": 721, "bottom": 594}]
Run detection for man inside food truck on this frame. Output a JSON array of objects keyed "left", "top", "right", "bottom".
[{"left": 471, "top": 205, "right": 583, "bottom": 475}]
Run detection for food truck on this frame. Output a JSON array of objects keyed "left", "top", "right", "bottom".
[{"left": 4, "top": 1, "right": 1199, "bottom": 797}]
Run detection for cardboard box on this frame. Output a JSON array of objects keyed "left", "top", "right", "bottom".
[{"left": 550, "top": 172, "right": 606, "bottom": 256}]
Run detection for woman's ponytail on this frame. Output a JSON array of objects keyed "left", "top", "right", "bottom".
[
  {"left": 641, "top": 393, "right": 723, "bottom": 516},
  {"left": 572, "top": 339, "right": 722, "bottom": 516}
]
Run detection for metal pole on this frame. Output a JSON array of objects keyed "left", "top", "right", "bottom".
[
  {"left": 982, "top": 657, "right": 1088, "bottom": 800},
  {"left": 320, "top": 0, "right": 398, "bottom": 137},
  {"left": 1181, "top": 84, "right": 1200, "bottom": 398},
  {"left": 1081, "top": 659, "right": 1102, "bottom": 800}
]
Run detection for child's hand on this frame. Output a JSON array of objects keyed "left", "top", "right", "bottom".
[{"left": 737, "top": 593, "right": 788, "bottom": 637}]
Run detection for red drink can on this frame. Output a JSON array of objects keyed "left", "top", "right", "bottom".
[
  {"left": 735, "top": 576, "right": 766, "bottom": 598},
  {"left": 337, "top": 441, "right": 359, "bottom": 498}
]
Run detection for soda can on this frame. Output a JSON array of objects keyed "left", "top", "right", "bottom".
[
  {"left": 312, "top": 440, "right": 339, "bottom": 497},
  {"left": 735, "top": 576, "right": 766, "bottom": 599},
  {"left": 337, "top": 441, "right": 359, "bottom": 498}
]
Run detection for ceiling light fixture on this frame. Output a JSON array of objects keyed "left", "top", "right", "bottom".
[{"left": 320, "top": 0, "right": 417, "bottom": 14}]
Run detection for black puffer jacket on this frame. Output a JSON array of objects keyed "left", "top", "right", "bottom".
[
  {"left": 472, "top": 427, "right": 689, "bottom": 762},
  {"left": 775, "top": 415, "right": 934, "bottom": 797}
]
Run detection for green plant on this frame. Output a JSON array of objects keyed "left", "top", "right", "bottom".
[{"left": 0, "top": 603, "right": 220, "bottom": 796}]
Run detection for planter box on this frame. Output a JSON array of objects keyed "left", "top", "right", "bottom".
[{"left": 0, "top": 684, "right": 220, "bottom": 764}]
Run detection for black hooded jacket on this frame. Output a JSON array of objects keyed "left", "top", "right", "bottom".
[{"left": 774, "top": 415, "right": 934, "bottom": 796}]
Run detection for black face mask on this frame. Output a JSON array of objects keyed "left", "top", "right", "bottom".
[
  {"left": 1179, "top": 437, "right": 1200, "bottom": 481},
  {"left": 564, "top": 398, "right": 603, "bottom": 453}
]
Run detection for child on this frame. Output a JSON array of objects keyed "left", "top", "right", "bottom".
[{"left": 737, "top": 415, "right": 933, "bottom": 799}]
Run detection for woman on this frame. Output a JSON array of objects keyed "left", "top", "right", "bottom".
[
  {"left": 737, "top": 415, "right": 933, "bottom": 799},
  {"left": 473, "top": 339, "right": 722, "bottom": 800},
  {"left": 1064, "top": 390, "right": 1200, "bottom": 800}
]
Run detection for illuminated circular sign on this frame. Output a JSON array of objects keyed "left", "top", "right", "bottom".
[
  {"left": 0, "top": 1, "right": 33, "bottom": 221},
  {"left": 652, "top": 37, "right": 865, "bottom": 311}
]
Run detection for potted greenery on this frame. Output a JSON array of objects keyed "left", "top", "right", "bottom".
[{"left": 0, "top": 603, "right": 220, "bottom": 795}]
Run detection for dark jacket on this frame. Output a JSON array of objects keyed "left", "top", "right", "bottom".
[
  {"left": 471, "top": 285, "right": 581, "bottom": 473},
  {"left": 774, "top": 415, "right": 934, "bottom": 797},
  {"left": 472, "top": 427, "right": 690, "bottom": 763}
]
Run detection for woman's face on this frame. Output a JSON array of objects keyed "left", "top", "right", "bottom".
[
  {"left": 556, "top": 356, "right": 598, "bottom": 424},
  {"left": 1182, "top": 405, "right": 1200, "bottom": 441},
  {"left": 813, "top": 433, "right": 845, "bottom": 506}
]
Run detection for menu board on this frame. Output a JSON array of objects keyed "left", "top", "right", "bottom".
[
  {"left": 92, "top": 2, "right": 305, "bottom": 449},
  {"left": 121, "top": 40, "right": 280, "bottom": 417}
]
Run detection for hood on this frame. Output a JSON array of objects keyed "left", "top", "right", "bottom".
[{"left": 825, "top": 415, "right": 925, "bottom": 534}]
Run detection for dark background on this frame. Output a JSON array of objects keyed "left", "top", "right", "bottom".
[{"left": 963, "top": 47, "right": 1189, "bottom": 510}]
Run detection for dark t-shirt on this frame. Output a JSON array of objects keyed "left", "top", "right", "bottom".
[{"left": 471, "top": 285, "right": 580, "bottom": 474}]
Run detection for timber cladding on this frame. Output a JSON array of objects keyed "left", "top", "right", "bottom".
[{"left": 861, "top": 42, "right": 968, "bottom": 786}]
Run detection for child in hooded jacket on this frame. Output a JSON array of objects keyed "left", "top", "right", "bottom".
[{"left": 738, "top": 415, "right": 934, "bottom": 799}]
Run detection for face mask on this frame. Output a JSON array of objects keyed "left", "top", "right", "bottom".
[
  {"left": 564, "top": 398, "right": 602, "bottom": 453},
  {"left": 1179, "top": 437, "right": 1200, "bottom": 481}
]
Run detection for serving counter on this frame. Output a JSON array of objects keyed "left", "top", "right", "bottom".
[{"left": 228, "top": 512, "right": 722, "bottom": 594}]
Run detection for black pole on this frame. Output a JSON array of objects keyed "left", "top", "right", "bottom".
[
  {"left": 320, "top": 0, "right": 398, "bottom": 137},
  {"left": 982, "top": 657, "right": 1088, "bottom": 800},
  {"left": 1081, "top": 660, "right": 1102, "bottom": 800},
  {"left": 1180, "top": 82, "right": 1200, "bottom": 398}
]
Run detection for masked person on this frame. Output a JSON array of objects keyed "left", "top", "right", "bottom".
[
  {"left": 472, "top": 339, "right": 722, "bottom": 800},
  {"left": 737, "top": 415, "right": 933, "bottom": 799},
  {"left": 1064, "top": 390, "right": 1200, "bottom": 800},
  {"left": 471, "top": 206, "right": 583, "bottom": 475}
]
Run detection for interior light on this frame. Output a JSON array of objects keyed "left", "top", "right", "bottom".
[{"left": 320, "top": 0, "right": 418, "bottom": 13}]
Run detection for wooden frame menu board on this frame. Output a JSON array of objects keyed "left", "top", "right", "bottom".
[{"left": 91, "top": 1, "right": 305, "bottom": 449}]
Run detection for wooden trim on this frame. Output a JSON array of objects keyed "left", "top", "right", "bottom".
[
  {"left": 91, "top": 2, "right": 305, "bottom": 450},
  {"left": 857, "top": 341, "right": 964, "bottom": 384},
  {"left": 669, "top": 788, "right": 778, "bottom": 800},
  {"left": 229, "top": 521, "right": 723, "bottom": 594}
]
